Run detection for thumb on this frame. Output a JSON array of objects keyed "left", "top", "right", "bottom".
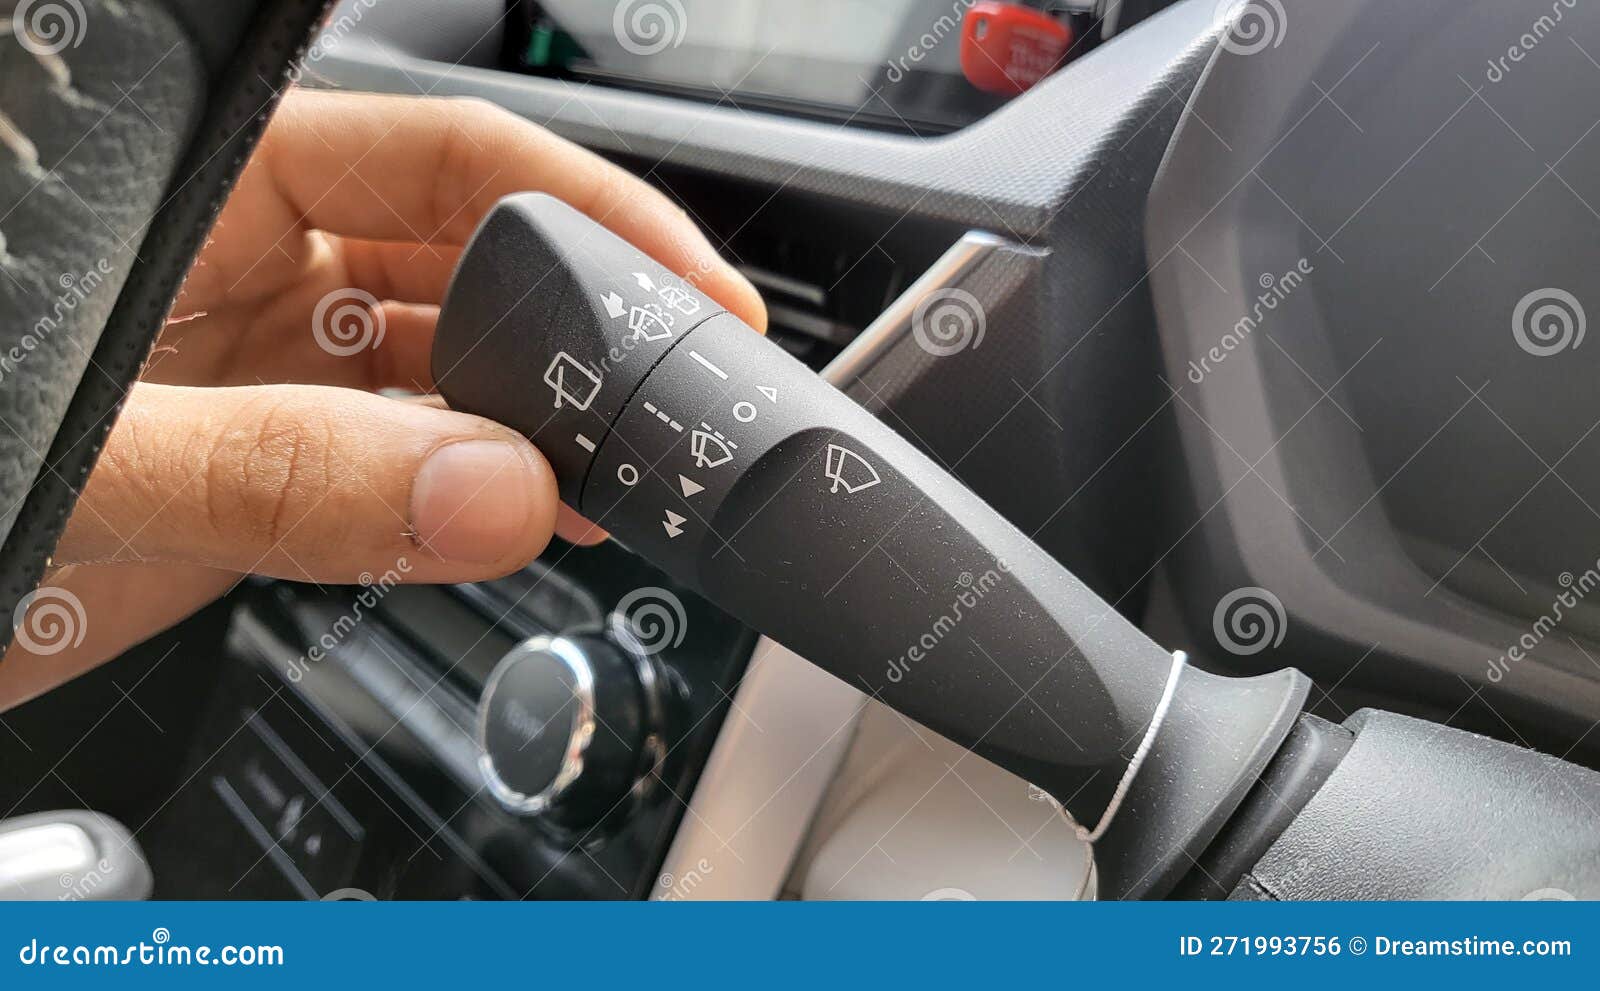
[{"left": 58, "top": 383, "right": 560, "bottom": 583}]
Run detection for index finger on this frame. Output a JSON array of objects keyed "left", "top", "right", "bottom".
[{"left": 253, "top": 89, "right": 766, "bottom": 331}]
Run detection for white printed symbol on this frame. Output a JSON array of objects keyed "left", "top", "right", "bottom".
[
  {"left": 576, "top": 433, "right": 596, "bottom": 452},
  {"left": 601, "top": 289, "right": 675, "bottom": 343},
  {"left": 689, "top": 350, "right": 728, "bottom": 380},
  {"left": 733, "top": 401, "right": 757, "bottom": 423},
  {"left": 691, "top": 423, "right": 737, "bottom": 469},
  {"left": 618, "top": 464, "right": 640, "bottom": 486},
  {"left": 543, "top": 352, "right": 602, "bottom": 411},
  {"left": 659, "top": 284, "right": 701, "bottom": 317},
  {"left": 678, "top": 474, "right": 704, "bottom": 497},
  {"left": 643, "top": 401, "right": 683, "bottom": 433},
  {"left": 662, "top": 510, "right": 687, "bottom": 539},
  {"left": 636, "top": 270, "right": 701, "bottom": 316},
  {"left": 757, "top": 385, "right": 778, "bottom": 404},
  {"left": 825, "top": 444, "right": 881, "bottom": 495},
  {"left": 628, "top": 303, "right": 675, "bottom": 343}
]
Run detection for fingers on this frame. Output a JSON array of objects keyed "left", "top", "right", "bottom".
[
  {"left": 241, "top": 89, "right": 766, "bottom": 331},
  {"left": 556, "top": 504, "right": 609, "bottom": 546},
  {"left": 339, "top": 238, "right": 462, "bottom": 305},
  {"left": 401, "top": 394, "right": 605, "bottom": 545},
  {"left": 146, "top": 294, "right": 441, "bottom": 393},
  {"left": 57, "top": 383, "right": 560, "bottom": 584}
]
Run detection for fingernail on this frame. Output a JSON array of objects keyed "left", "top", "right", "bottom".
[{"left": 411, "top": 440, "right": 543, "bottom": 564}]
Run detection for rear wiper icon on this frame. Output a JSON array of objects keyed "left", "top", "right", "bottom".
[{"left": 825, "top": 443, "right": 881, "bottom": 495}]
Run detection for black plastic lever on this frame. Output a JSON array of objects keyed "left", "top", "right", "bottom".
[{"left": 434, "top": 194, "right": 1310, "bottom": 898}]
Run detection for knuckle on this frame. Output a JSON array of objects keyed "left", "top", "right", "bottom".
[
  {"left": 207, "top": 394, "right": 333, "bottom": 548},
  {"left": 431, "top": 101, "right": 503, "bottom": 237},
  {"left": 445, "top": 94, "right": 504, "bottom": 122}
]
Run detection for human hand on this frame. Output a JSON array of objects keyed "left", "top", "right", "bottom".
[{"left": 0, "top": 88, "right": 764, "bottom": 709}]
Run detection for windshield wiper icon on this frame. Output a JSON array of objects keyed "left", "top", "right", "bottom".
[{"left": 825, "top": 443, "right": 881, "bottom": 495}]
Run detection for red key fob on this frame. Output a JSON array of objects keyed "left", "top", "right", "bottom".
[{"left": 960, "top": 2, "right": 1073, "bottom": 96}]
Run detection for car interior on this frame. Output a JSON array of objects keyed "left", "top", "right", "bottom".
[{"left": 3, "top": 0, "right": 1600, "bottom": 902}]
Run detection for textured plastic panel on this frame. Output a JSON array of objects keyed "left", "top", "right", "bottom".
[
  {"left": 1235, "top": 709, "right": 1600, "bottom": 900},
  {"left": 1147, "top": 0, "right": 1600, "bottom": 749}
]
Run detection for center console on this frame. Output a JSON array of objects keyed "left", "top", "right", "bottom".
[{"left": 144, "top": 545, "right": 754, "bottom": 900}]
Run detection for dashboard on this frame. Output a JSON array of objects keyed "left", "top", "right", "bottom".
[{"left": 12, "top": 0, "right": 1596, "bottom": 902}]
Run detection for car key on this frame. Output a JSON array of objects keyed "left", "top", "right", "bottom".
[{"left": 433, "top": 193, "right": 1310, "bottom": 898}]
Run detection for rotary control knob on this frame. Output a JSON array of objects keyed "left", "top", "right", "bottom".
[{"left": 476, "top": 635, "right": 650, "bottom": 826}]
